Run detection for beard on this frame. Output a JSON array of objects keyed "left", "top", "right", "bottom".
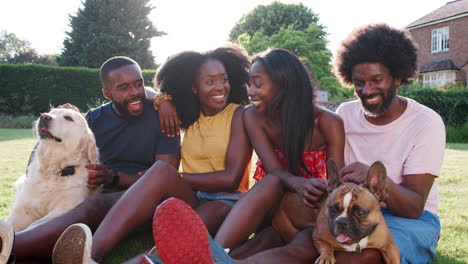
[
  {"left": 359, "top": 82, "right": 397, "bottom": 118},
  {"left": 112, "top": 95, "right": 145, "bottom": 119}
]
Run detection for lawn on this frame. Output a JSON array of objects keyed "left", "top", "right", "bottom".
[{"left": 0, "top": 128, "right": 467, "bottom": 263}]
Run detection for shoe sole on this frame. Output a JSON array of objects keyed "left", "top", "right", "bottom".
[
  {"left": 0, "top": 220, "right": 14, "bottom": 264},
  {"left": 52, "top": 223, "right": 92, "bottom": 264},
  {"left": 153, "top": 198, "right": 212, "bottom": 264}
]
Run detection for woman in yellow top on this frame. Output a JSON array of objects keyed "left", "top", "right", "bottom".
[{"left": 51, "top": 45, "right": 253, "bottom": 263}]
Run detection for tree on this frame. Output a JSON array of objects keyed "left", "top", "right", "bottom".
[
  {"left": 229, "top": 2, "right": 319, "bottom": 41},
  {"left": 59, "top": 0, "right": 165, "bottom": 69},
  {"left": 7, "top": 50, "right": 58, "bottom": 65},
  {"left": 230, "top": 2, "right": 332, "bottom": 83},
  {"left": 0, "top": 30, "right": 32, "bottom": 63}
]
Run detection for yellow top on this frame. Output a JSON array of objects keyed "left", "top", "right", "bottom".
[{"left": 181, "top": 103, "right": 251, "bottom": 193}]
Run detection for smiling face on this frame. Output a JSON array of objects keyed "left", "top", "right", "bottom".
[
  {"left": 192, "top": 59, "right": 230, "bottom": 116},
  {"left": 102, "top": 64, "right": 146, "bottom": 118},
  {"left": 351, "top": 62, "right": 400, "bottom": 118},
  {"left": 248, "top": 61, "right": 278, "bottom": 114}
]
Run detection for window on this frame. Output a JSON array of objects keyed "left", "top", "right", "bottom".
[
  {"left": 422, "top": 71, "right": 456, "bottom": 88},
  {"left": 431, "top": 27, "right": 449, "bottom": 53}
]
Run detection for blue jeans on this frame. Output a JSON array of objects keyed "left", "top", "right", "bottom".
[
  {"left": 383, "top": 208, "right": 440, "bottom": 264},
  {"left": 194, "top": 191, "right": 244, "bottom": 207}
]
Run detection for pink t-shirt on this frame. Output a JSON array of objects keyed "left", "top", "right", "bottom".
[{"left": 336, "top": 98, "right": 445, "bottom": 214}]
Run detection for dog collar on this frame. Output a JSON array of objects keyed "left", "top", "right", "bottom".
[{"left": 60, "top": 166, "right": 75, "bottom": 177}]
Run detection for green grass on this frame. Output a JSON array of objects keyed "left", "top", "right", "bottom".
[{"left": 0, "top": 128, "right": 467, "bottom": 263}]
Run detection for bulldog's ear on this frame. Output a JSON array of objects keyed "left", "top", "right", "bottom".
[
  {"left": 327, "top": 158, "right": 343, "bottom": 191},
  {"left": 364, "top": 161, "right": 388, "bottom": 201}
]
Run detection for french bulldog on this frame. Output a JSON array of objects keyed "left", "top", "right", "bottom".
[{"left": 313, "top": 159, "right": 400, "bottom": 264}]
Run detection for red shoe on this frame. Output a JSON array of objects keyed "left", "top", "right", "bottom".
[{"left": 152, "top": 198, "right": 212, "bottom": 264}]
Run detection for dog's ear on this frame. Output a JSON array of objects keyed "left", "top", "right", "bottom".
[
  {"left": 327, "top": 158, "right": 343, "bottom": 191},
  {"left": 85, "top": 128, "right": 99, "bottom": 164},
  {"left": 364, "top": 161, "right": 388, "bottom": 201}
]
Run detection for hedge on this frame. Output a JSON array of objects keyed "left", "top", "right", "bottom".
[
  {"left": 399, "top": 86, "right": 468, "bottom": 126},
  {"left": 0, "top": 64, "right": 156, "bottom": 115}
]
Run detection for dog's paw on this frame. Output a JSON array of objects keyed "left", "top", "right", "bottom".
[{"left": 315, "top": 255, "right": 336, "bottom": 264}]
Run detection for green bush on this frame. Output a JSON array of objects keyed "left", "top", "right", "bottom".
[
  {"left": 0, "top": 64, "right": 156, "bottom": 115},
  {"left": 399, "top": 85, "right": 468, "bottom": 126},
  {"left": 318, "top": 76, "right": 354, "bottom": 102},
  {"left": 446, "top": 123, "right": 468, "bottom": 143},
  {"left": 0, "top": 114, "right": 36, "bottom": 128}
]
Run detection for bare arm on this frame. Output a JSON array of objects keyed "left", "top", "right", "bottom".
[
  {"left": 145, "top": 86, "right": 181, "bottom": 137},
  {"left": 182, "top": 107, "right": 253, "bottom": 192},
  {"left": 318, "top": 109, "right": 345, "bottom": 170},
  {"left": 385, "top": 173, "right": 434, "bottom": 218},
  {"left": 87, "top": 153, "right": 180, "bottom": 189},
  {"left": 341, "top": 162, "right": 435, "bottom": 219},
  {"left": 243, "top": 107, "right": 326, "bottom": 207}
]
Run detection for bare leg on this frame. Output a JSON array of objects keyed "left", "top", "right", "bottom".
[
  {"left": 215, "top": 174, "right": 283, "bottom": 249},
  {"left": 91, "top": 161, "right": 198, "bottom": 261},
  {"left": 234, "top": 228, "right": 317, "bottom": 264},
  {"left": 230, "top": 226, "right": 284, "bottom": 259},
  {"left": 13, "top": 192, "right": 119, "bottom": 261},
  {"left": 195, "top": 201, "right": 231, "bottom": 236}
]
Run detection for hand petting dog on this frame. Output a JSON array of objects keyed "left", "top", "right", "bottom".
[{"left": 313, "top": 159, "right": 400, "bottom": 264}]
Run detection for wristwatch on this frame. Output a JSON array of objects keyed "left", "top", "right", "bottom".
[{"left": 110, "top": 169, "right": 120, "bottom": 186}]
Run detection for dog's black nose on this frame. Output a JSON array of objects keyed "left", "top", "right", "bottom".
[
  {"left": 336, "top": 217, "right": 351, "bottom": 229},
  {"left": 40, "top": 113, "right": 52, "bottom": 121}
]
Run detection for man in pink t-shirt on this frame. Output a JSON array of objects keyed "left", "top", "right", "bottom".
[{"left": 334, "top": 24, "right": 445, "bottom": 264}]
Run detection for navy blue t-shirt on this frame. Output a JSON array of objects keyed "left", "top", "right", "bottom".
[{"left": 86, "top": 101, "right": 180, "bottom": 174}]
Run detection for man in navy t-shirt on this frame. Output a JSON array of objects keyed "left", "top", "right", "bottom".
[{"left": 2, "top": 56, "right": 180, "bottom": 263}]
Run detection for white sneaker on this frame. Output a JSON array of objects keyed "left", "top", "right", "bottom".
[
  {"left": 0, "top": 220, "right": 14, "bottom": 264},
  {"left": 52, "top": 223, "right": 96, "bottom": 264}
]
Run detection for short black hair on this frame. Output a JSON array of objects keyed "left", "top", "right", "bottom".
[
  {"left": 100, "top": 56, "right": 140, "bottom": 87},
  {"left": 334, "top": 24, "right": 418, "bottom": 86},
  {"left": 155, "top": 44, "right": 250, "bottom": 129},
  {"left": 253, "top": 48, "right": 316, "bottom": 176}
]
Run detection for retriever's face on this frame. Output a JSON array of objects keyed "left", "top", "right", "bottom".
[{"left": 35, "top": 108, "right": 98, "bottom": 163}]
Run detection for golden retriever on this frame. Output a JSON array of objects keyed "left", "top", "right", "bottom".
[{"left": 7, "top": 108, "right": 99, "bottom": 231}]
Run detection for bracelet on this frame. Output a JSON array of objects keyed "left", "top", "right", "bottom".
[{"left": 153, "top": 93, "right": 173, "bottom": 110}]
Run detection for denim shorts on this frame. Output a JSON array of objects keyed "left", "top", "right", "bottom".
[
  {"left": 382, "top": 208, "right": 440, "bottom": 264},
  {"left": 194, "top": 191, "right": 244, "bottom": 208}
]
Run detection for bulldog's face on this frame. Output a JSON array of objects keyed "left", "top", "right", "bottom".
[
  {"left": 326, "top": 184, "right": 381, "bottom": 245},
  {"left": 324, "top": 160, "right": 388, "bottom": 246}
]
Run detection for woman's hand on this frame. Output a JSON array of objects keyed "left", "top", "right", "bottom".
[
  {"left": 158, "top": 100, "right": 181, "bottom": 137},
  {"left": 292, "top": 177, "right": 328, "bottom": 208}
]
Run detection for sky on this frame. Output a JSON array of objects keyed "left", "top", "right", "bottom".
[{"left": 1, "top": 0, "right": 449, "bottom": 64}]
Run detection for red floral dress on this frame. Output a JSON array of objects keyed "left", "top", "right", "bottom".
[{"left": 253, "top": 149, "right": 327, "bottom": 182}]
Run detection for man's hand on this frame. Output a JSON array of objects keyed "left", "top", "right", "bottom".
[
  {"left": 86, "top": 164, "right": 112, "bottom": 188},
  {"left": 340, "top": 162, "right": 369, "bottom": 185},
  {"left": 294, "top": 178, "right": 328, "bottom": 208},
  {"left": 158, "top": 100, "right": 181, "bottom": 137},
  {"left": 57, "top": 103, "right": 81, "bottom": 113}
]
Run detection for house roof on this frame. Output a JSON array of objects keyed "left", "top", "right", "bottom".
[
  {"left": 420, "top": 58, "right": 461, "bottom": 73},
  {"left": 407, "top": 0, "right": 468, "bottom": 29}
]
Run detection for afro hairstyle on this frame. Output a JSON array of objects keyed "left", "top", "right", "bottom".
[{"left": 334, "top": 23, "right": 418, "bottom": 86}]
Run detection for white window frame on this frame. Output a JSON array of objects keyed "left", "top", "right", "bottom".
[
  {"left": 431, "top": 27, "right": 449, "bottom": 53},
  {"left": 422, "top": 70, "right": 456, "bottom": 88}
]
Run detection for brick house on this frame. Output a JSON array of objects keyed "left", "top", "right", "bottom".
[{"left": 407, "top": 0, "right": 467, "bottom": 88}]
